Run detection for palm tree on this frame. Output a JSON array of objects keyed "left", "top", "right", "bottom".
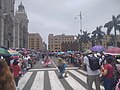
[
  {"left": 92, "top": 26, "right": 106, "bottom": 45},
  {"left": 80, "top": 31, "right": 91, "bottom": 43},
  {"left": 104, "top": 14, "right": 120, "bottom": 46},
  {"left": 90, "top": 35, "right": 96, "bottom": 46},
  {"left": 79, "top": 31, "right": 91, "bottom": 50}
]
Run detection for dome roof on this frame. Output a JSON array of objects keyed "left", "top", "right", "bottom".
[{"left": 18, "top": 2, "right": 25, "bottom": 11}]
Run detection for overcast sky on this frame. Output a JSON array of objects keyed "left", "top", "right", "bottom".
[{"left": 15, "top": 0, "right": 120, "bottom": 44}]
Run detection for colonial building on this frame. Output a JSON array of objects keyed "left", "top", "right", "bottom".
[
  {"left": 28, "top": 33, "right": 44, "bottom": 51},
  {"left": 0, "top": 0, "right": 15, "bottom": 48},
  {"left": 81, "top": 42, "right": 92, "bottom": 50},
  {"left": 48, "top": 34, "right": 76, "bottom": 52},
  {"left": 102, "top": 35, "right": 120, "bottom": 48},
  {"left": 101, "top": 35, "right": 111, "bottom": 48},
  {"left": 13, "top": 2, "right": 29, "bottom": 48},
  {"left": 61, "top": 41, "right": 78, "bottom": 52}
]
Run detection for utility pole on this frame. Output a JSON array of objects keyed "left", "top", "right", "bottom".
[
  {"left": 75, "top": 11, "right": 83, "bottom": 35},
  {"left": 75, "top": 11, "right": 83, "bottom": 51},
  {"left": 79, "top": 11, "right": 82, "bottom": 35}
]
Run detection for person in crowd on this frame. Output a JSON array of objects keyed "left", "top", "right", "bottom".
[
  {"left": 23, "top": 56, "right": 29, "bottom": 71},
  {"left": 57, "top": 58, "right": 67, "bottom": 78},
  {"left": 42, "top": 55, "right": 51, "bottom": 67},
  {"left": 73, "top": 55, "right": 78, "bottom": 67},
  {"left": 101, "top": 57, "right": 114, "bottom": 90},
  {"left": 115, "top": 78, "right": 120, "bottom": 90},
  {"left": 96, "top": 53, "right": 103, "bottom": 66},
  {"left": 44, "top": 55, "right": 50, "bottom": 67},
  {"left": 0, "top": 58, "right": 16, "bottom": 90},
  {"left": 12, "top": 59, "right": 21, "bottom": 89},
  {"left": 62, "top": 62, "right": 68, "bottom": 77},
  {"left": 78, "top": 54, "right": 84, "bottom": 67},
  {"left": 42, "top": 53, "right": 45, "bottom": 60},
  {"left": 83, "top": 50, "right": 101, "bottom": 90}
]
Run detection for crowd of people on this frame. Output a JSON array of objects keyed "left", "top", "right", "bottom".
[
  {"left": 55, "top": 50, "right": 120, "bottom": 90},
  {"left": 0, "top": 47, "right": 120, "bottom": 90},
  {"left": 0, "top": 48, "right": 40, "bottom": 90}
]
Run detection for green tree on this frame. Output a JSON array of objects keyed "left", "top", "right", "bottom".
[
  {"left": 79, "top": 31, "right": 91, "bottom": 50},
  {"left": 92, "top": 26, "right": 105, "bottom": 45},
  {"left": 90, "top": 35, "right": 96, "bottom": 46},
  {"left": 104, "top": 14, "right": 120, "bottom": 46}
]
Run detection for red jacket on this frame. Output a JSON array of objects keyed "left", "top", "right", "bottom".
[{"left": 13, "top": 65, "right": 21, "bottom": 77}]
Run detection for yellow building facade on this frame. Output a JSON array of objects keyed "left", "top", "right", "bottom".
[
  {"left": 48, "top": 34, "right": 76, "bottom": 52},
  {"left": 28, "top": 33, "right": 44, "bottom": 51}
]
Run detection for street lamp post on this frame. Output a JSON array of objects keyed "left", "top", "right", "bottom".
[
  {"left": 75, "top": 11, "right": 83, "bottom": 51},
  {"left": 75, "top": 11, "right": 83, "bottom": 35}
]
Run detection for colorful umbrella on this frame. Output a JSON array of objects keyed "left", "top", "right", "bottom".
[
  {"left": 90, "top": 46, "right": 105, "bottom": 52},
  {"left": 0, "top": 48, "right": 11, "bottom": 56},
  {"left": 8, "top": 50, "right": 18, "bottom": 56}
]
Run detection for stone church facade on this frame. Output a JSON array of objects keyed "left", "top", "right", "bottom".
[
  {"left": 0, "top": 0, "right": 15, "bottom": 48},
  {"left": 14, "top": 2, "right": 29, "bottom": 48},
  {"left": 0, "top": 0, "right": 29, "bottom": 49}
]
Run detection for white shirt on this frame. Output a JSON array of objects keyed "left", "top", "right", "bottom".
[{"left": 83, "top": 55, "right": 100, "bottom": 75}]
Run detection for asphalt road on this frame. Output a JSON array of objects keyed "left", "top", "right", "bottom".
[
  {"left": 32, "top": 56, "right": 74, "bottom": 69},
  {"left": 32, "top": 57, "right": 57, "bottom": 69}
]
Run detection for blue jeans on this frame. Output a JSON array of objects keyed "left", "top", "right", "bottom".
[{"left": 103, "top": 77, "right": 113, "bottom": 90}]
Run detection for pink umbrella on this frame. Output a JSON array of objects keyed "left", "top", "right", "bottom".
[
  {"left": 104, "top": 47, "right": 120, "bottom": 55},
  {"left": 105, "top": 47, "right": 120, "bottom": 53}
]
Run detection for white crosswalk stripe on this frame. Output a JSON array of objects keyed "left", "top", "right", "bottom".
[
  {"left": 18, "top": 72, "right": 33, "bottom": 90},
  {"left": 49, "top": 71, "right": 65, "bottom": 90},
  {"left": 65, "top": 73, "right": 86, "bottom": 90},
  {"left": 31, "top": 71, "right": 44, "bottom": 90},
  {"left": 18, "top": 69, "right": 105, "bottom": 90},
  {"left": 77, "top": 70, "right": 104, "bottom": 90},
  {"left": 70, "top": 70, "right": 96, "bottom": 89}
]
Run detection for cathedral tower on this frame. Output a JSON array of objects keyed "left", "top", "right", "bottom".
[{"left": 14, "top": 2, "right": 29, "bottom": 48}]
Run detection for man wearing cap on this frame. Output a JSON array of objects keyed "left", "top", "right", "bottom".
[{"left": 83, "top": 50, "right": 101, "bottom": 90}]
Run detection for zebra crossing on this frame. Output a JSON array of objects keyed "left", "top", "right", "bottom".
[{"left": 18, "top": 69, "right": 104, "bottom": 90}]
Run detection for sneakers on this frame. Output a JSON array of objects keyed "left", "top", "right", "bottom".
[
  {"left": 58, "top": 75, "right": 68, "bottom": 78},
  {"left": 64, "top": 75, "right": 68, "bottom": 77},
  {"left": 58, "top": 75, "right": 63, "bottom": 78}
]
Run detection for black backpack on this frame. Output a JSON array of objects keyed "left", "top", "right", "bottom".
[{"left": 87, "top": 56, "right": 100, "bottom": 71}]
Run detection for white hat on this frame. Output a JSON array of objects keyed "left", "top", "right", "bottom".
[
  {"left": 97, "top": 53, "right": 101, "bottom": 56},
  {"left": 117, "top": 59, "right": 120, "bottom": 63}
]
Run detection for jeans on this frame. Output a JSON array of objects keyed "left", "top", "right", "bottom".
[
  {"left": 103, "top": 77, "right": 113, "bottom": 90},
  {"left": 14, "top": 76, "right": 19, "bottom": 86}
]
